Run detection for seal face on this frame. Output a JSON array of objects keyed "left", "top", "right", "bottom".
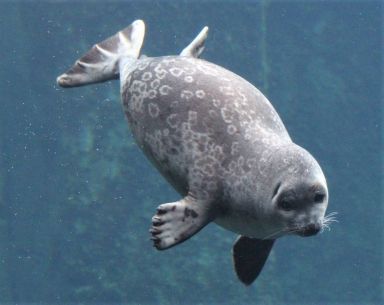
[{"left": 57, "top": 20, "right": 332, "bottom": 285}]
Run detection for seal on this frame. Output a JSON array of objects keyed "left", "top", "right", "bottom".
[{"left": 57, "top": 20, "right": 332, "bottom": 285}]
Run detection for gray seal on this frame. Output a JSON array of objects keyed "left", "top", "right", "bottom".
[{"left": 57, "top": 20, "right": 332, "bottom": 285}]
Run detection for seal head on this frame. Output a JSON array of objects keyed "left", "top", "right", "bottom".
[{"left": 267, "top": 144, "right": 328, "bottom": 238}]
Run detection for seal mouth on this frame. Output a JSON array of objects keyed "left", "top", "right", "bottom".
[{"left": 295, "top": 223, "right": 321, "bottom": 237}]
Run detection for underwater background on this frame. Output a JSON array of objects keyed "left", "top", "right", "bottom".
[{"left": 0, "top": 0, "right": 382, "bottom": 304}]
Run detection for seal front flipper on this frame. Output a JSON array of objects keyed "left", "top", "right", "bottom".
[
  {"left": 150, "top": 195, "right": 214, "bottom": 250},
  {"left": 57, "top": 19, "right": 145, "bottom": 88},
  {"left": 232, "top": 236, "right": 275, "bottom": 285}
]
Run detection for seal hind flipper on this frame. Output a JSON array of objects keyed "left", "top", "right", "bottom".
[
  {"left": 180, "top": 26, "right": 209, "bottom": 58},
  {"left": 57, "top": 20, "right": 145, "bottom": 88},
  {"left": 232, "top": 236, "right": 275, "bottom": 285},
  {"left": 150, "top": 195, "right": 213, "bottom": 250}
]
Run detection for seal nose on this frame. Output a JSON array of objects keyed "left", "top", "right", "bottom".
[{"left": 299, "top": 223, "right": 321, "bottom": 237}]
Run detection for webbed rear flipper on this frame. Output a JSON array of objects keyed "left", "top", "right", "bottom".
[
  {"left": 57, "top": 20, "right": 145, "bottom": 88},
  {"left": 180, "top": 26, "right": 209, "bottom": 58}
]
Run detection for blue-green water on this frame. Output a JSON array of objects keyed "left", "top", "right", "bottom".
[{"left": 0, "top": 1, "right": 382, "bottom": 304}]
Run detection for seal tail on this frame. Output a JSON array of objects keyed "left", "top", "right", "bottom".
[{"left": 57, "top": 20, "right": 145, "bottom": 88}]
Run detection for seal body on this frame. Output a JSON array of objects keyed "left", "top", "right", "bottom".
[
  {"left": 121, "top": 56, "right": 288, "bottom": 235},
  {"left": 57, "top": 20, "right": 330, "bottom": 285},
  {"left": 120, "top": 55, "right": 327, "bottom": 238}
]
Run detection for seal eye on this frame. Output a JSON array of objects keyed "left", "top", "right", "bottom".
[
  {"left": 278, "top": 198, "right": 294, "bottom": 211},
  {"left": 314, "top": 193, "right": 325, "bottom": 203}
]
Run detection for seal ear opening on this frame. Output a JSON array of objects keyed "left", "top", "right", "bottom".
[{"left": 57, "top": 20, "right": 145, "bottom": 88}]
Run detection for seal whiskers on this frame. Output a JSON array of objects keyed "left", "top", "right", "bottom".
[{"left": 320, "top": 212, "right": 338, "bottom": 233}]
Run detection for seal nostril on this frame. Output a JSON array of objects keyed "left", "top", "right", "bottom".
[{"left": 299, "top": 223, "right": 321, "bottom": 237}]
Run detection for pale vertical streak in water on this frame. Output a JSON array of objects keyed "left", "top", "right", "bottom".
[{"left": 260, "top": 0, "right": 269, "bottom": 94}]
